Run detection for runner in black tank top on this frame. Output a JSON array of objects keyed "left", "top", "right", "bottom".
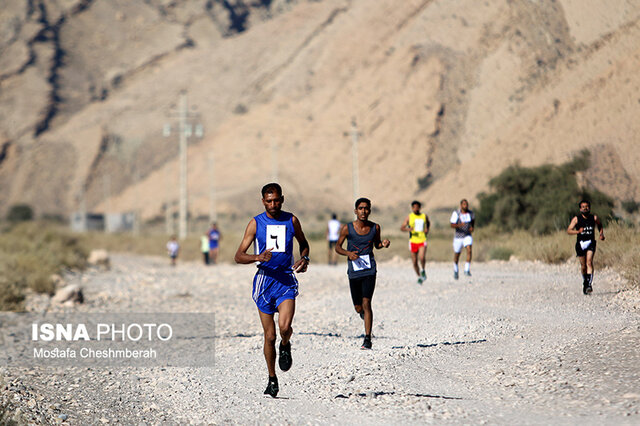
[
  {"left": 567, "top": 199, "right": 605, "bottom": 295},
  {"left": 335, "top": 197, "right": 390, "bottom": 349}
]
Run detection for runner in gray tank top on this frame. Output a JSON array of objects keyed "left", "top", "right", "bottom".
[{"left": 335, "top": 197, "right": 390, "bottom": 349}]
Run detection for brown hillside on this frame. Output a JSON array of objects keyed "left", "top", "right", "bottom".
[{"left": 0, "top": 0, "right": 638, "bottom": 221}]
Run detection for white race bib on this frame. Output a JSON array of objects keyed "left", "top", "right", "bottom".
[
  {"left": 579, "top": 240, "right": 592, "bottom": 250},
  {"left": 351, "top": 254, "right": 371, "bottom": 271},
  {"left": 414, "top": 218, "right": 424, "bottom": 232},
  {"left": 266, "top": 225, "right": 286, "bottom": 253},
  {"left": 460, "top": 213, "right": 471, "bottom": 223}
]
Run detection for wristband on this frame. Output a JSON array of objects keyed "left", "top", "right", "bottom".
[{"left": 301, "top": 255, "right": 310, "bottom": 262}]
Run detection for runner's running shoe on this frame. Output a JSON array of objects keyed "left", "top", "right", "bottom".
[
  {"left": 264, "top": 376, "right": 279, "bottom": 398},
  {"left": 361, "top": 335, "right": 372, "bottom": 350},
  {"left": 278, "top": 342, "right": 292, "bottom": 372}
]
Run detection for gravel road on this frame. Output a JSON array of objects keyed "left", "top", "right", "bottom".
[{"left": 2, "top": 254, "right": 639, "bottom": 424}]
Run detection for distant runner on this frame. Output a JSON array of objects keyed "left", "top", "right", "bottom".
[
  {"left": 450, "top": 199, "right": 475, "bottom": 279},
  {"left": 234, "top": 183, "right": 310, "bottom": 398},
  {"left": 335, "top": 198, "right": 390, "bottom": 350},
  {"left": 200, "top": 233, "right": 210, "bottom": 265},
  {"left": 400, "top": 200, "right": 430, "bottom": 284},
  {"left": 208, "top": 222, "right": 221, "bottom": 264},
  {"left": 166, "top": 235, "right": 179, "bottom": 267},
  {"left": 567, "top": 199, "right": 605, "bottom": 295},
  {"left": 327, "top": 213, "right": 341, "bottom": 265}
]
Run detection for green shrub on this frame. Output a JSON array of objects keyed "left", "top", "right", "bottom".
[
  {"left": 6, "top": 204, "right": 33, "bottom": 222},
  {"left": 477, "top": 150, "right": 614, "bottom": 234}
]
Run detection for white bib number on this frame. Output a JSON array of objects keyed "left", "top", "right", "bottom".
[
  {"left": 414, "top": 218, "right": 424, "bottom": 232},
  {"left": 351, "top": 254, "right": 371, "bottom": 271},
  {"left": 266, "top": 225, "right": 286, "bottom": 253},
  {"left": 579, "top": 240, "right": 592, "bottom": 250}
]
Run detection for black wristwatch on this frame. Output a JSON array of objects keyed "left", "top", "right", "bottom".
[{"left": 301, "top": 255, "right": 310, "bottom": 262}]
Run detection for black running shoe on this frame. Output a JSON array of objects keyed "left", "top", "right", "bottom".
[
  {"left": 278, "top": 342, "right": 292, "bottom": 372},
  {"left": 264, "top": 376, "right": 278, "bottom": 398},
  {"left": 361, "top": 335, "right": 372, "bottom": 350},
  {"left": 583, "top": 284, "right": 593, "bottom": 295}
]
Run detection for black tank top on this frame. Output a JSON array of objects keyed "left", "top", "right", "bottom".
[
  {"left": 346, "top": 221, "right": 377, "bottom": 278},
  {"left": 576, "top": 214, "right": 596, "bottom": 242}
]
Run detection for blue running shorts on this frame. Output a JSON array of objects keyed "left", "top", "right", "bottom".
[{"left": 252, "top": 268, "right": 299, "bottom": 314}]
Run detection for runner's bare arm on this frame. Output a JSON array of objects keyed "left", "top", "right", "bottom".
[
  {"left": 594, "top": 215, "right": 605, "bottom": 240},
  {"left": 335, "top": 224, "right": 358, "bottom": 260},
  {"left": 400, "top": 215, "right": 412, "bottom": 232},
  {"left": 566, "top": 216, "right": 583, "bottom": 235},
  {"left": 425, "top": 214, "right": 430, "bottom": 235},
  {"left": 374, "top": 224, "right": 390, "bottom": 249},
  {"left": 234, "top": 219, "right": 272, "bottom": 264},
  {"left": 291, "top": 215, "right": 310, "bottom": 273}
]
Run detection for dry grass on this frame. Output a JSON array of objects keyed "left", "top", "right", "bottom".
[
  {"left": 2, "top": 220, "right": 636, "bottom": 312},
  {"left": 0, "top": 222, "right": 88, "bottom": 311},
  {"left": 596, "top": 221, "right": 640, "bottom": 289}
]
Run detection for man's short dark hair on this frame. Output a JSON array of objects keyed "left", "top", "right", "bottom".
[
  {"left": 261, "top": 183, "right": 282, "bottom": 198},
  {"left": 411, "top": 200, "right": 421, "bottom": 207},
  {"left": 460, "top": 198, "right": 468, "bottom": 204},
  {"left": 355, "top": 197, "right": 371, "bottom": 209},
  {"left": 332, "top": 213, "right": 337, "bottom": 220},
  {"left": 579, "top": 199, "right": 590, "bottom": 207}
]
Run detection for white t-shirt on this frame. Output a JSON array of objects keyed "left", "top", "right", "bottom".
[
  {"left": 450, "top": 209, "right": 474, "bottom": 238},
  {"left": 167, "top": 241, "right": 179, "bottom": 256},
  {"left": 327, "top": 219, "right": 341, "bottom": 241}
]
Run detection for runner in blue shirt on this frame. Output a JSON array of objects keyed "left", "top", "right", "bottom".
[
  {"left": 208, "top": 222, "right": 221, "bottom": 264},
  {"left": 234, "top": 183, "right": 310, "bottom": 398}
]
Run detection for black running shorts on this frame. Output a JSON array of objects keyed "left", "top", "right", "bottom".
[
  {"left": 349, "top": 274, "right": 376, "bottom": 306},
  {"left": 575, "top": 240, "right": 596, "bottom": 257}
]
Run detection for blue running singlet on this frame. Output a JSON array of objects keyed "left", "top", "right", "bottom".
[{"left": 254, "top": 211, "right": 295, "bottom": 273}]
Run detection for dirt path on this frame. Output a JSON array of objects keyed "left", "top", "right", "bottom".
[{"left": 2, "top": 254, "right": 639, "bottom": 424}]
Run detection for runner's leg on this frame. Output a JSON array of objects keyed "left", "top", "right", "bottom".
[
  {"left": 362, "top": 297, "right": 373, "bottom": 336},
  {"left": 585, "top": 250, "right": 594, "bottom": 275},
  {"left": 277, "top": 299, "right": 295, "bottom": 346},
  {"left": 411, "top": 250, "right": 419, "bottom": 276},
  {"left": 418, "top": 245, "right": 426, "bottom": 273},
  {"left": 258, "top": 310, "right": 277, "bottom": 377}
]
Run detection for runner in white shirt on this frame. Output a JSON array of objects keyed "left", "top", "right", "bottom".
[
  {"left": 166, "top": 235, "right": 180, "bottom": 266},
  {"left": 326, "top": 214, "right": 341, "bottom": 265},
  {"left": 450, "top": 199, "right": 475, "bottom": 279}
]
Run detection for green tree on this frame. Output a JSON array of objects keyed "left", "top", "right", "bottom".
[
  {"left": 477, "top": 151, "right": 614, "bottom": 234},
  {"left": 7, "top": 204, "right": 34, "bottom": 222}
]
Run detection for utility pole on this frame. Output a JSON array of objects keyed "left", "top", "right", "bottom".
[
  {"left": 351, "top": 117, "right": 359, "bottom": 202},
  {"left": 133, "top": 166, "right": 140, "bottom": 236},
  {"left": 163, "top": 90, "right": 203, "bottom": 240},
  {"left": 271, "top": 138, "right": 279, "bottom": 182},
  {"left": 103, "top": 174, "right": 111, "bottom": 232},
  {"left": 177, "top": 93, "right": 188, "bottom": 240},
  {"left": 209, "top": 151, "right": 216, "bottom": 223},
  {"left": 165, "top": 167, "right": 173, "bottom": 235}
]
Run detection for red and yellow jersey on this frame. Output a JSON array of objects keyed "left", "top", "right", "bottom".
[{"left": 409, "top": 213, "right": 428, "bottom": 244}]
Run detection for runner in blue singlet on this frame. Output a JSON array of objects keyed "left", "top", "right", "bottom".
[{"left": 234, "top": 183, "right": 310, "bottom": 398}]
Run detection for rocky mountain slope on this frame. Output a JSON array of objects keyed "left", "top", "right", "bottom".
[{"left": 1, "top": 0, "right": 638, "bottom": 220}]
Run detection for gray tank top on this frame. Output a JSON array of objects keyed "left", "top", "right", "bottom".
[{"left": 346, "top": 221, "right": 377, "bottom": 278}]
